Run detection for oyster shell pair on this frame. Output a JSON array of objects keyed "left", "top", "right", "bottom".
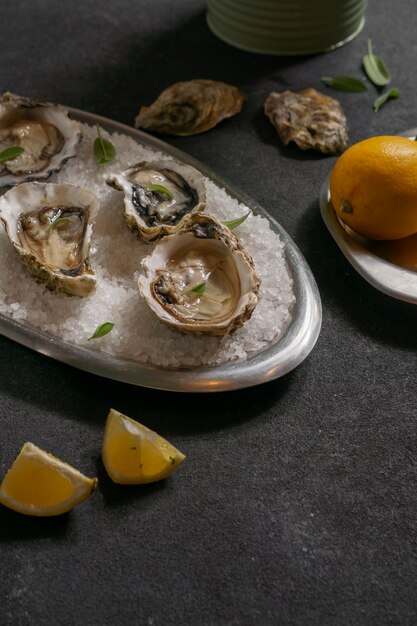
[
  {"left": 0, "top": 93, "right": 97, "bottom": 297},
  {"left": 109, "top": 161, "right": 260, "bottom": 336},
  {"left": 135, "top": 80, "right": 346, "bottom": 154}
]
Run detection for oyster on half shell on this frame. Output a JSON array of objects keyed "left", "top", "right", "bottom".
[
  {"left": 107, "top": 159, "right": 206, "bottom": 243},
  {"left": 138, "top": 213, "right": 260, "bottom": 336},
  {"left": 0, "top": 182, "right": 99, "bottom": 297},
  {"left": 135, "top": 79, "right": 245, "bottom": 136},
  {"left": 0, "top": 92, "right": 81, "bottom": 187}
]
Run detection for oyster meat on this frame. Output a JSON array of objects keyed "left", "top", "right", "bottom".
[
  {"left": 135, "top": 79, "right": 245, "bottom": 136},
  {"left": 0, "top": 92, "right": 81, "bottom": 187},
  {"left": 138, "top": 213, "right": 260, "bottom": 336},
  {"left": 0, "top": 182, "right": 98, "bottom": 296},
  {"left": 264, "top": 88, "right": 348, "bottom": 154},
  {"left": 107, "top": 159, "right": 206, "bottom": 243}
]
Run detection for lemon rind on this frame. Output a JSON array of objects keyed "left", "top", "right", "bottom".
[
  {"left": 0, "top": 442, "right": 97, "bottom": 517},
  {"left": 102, "top": 408, "right": 186, "bottom": 485}
]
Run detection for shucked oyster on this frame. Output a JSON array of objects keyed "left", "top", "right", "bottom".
[
  {"left": 138, "top": 213, "right": 260, "bottom": 336},
  {"left": 264, "top": 88, "right": 348, "bottom": 154},
  {"left": 135, "top": 79, "right": 245, "bottom": 136},
  {"left": 0, "top": 92, "right": 81, "bottom": 187},
  {"left": 0, "top": 182, "right": 98, "bottom": 296},
  {"left": 107, "top": 159, "right": 206, "bottom": 243}
]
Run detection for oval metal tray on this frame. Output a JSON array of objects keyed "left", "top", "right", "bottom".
[{"left": 0, "top": 108, "right": 322, "bottom": 392}]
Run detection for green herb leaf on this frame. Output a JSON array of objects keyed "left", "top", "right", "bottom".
[
  {"left": 147, "top": 184, "right": 174, "bottom": 200},
  {"left": 0, "top": 146, "right": 24, "bottom": 162},
  {"left": 169, "top": 456, "right": 176, "bottom": 465},
  {"left": 183, "top": 281, "right": 206, "bottom": 295},
  {"left": 222, "top": 212, "right": 250, "bottom": 230},
  {"left": 363, "top": 39, "right": 390, "bottom": 87},
  {"left": 373, "top": 87, "right": 400, "bottom": 112},
  {"left": 88, "top": 322, "right": 114, "bottom": 340},
  {"left": 93, "top": 124, "right": 116, "bottom": 164},
  {"left": 49, "top": 217, "right": 71, "bottom": 232},
  {"left": 321, "top": 76, "right": 367, "bottom": 92}
]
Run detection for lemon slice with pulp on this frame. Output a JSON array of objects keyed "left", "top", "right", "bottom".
[
  {"left": 102, "top": 408, "right": 186, "bottom": 484},
  {"left": 0, "top": 442, "right": 97, "bottom": 516}
]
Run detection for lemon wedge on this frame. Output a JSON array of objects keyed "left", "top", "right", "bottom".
[
  {"left": 102, "top": 408, "right": 186, "bottom": 484},
  {"left": 0, "top": 442, "right": 97, "bottom": 516}
]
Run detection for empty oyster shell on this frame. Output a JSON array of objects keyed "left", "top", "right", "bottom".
[
  {"left": 135, "top": 79, "right": 245, "bottom": 136},
  {"left": 138, "top": 213, "right": 260, "bottom": 336},
  {"left": 0, "top": 92, "right": 81, "bottom": 187},
  {"left": 107, "top": 159, "right": 206, "bottom": 243},
  {"left": 264, "top": 88, "right": 348, "bottom": 154},
  {"left": 0, "top": 182, "right": 98, "bottom": 296}
]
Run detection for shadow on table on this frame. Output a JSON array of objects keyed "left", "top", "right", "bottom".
[
  {"left": 0, "top": 506, "right": 70, "bottom": 543},
  {"left": 94, "top": 456, "right": 169, "bottom": 509},
  {"left": 294, "top": 199, "right": 417, "bottom": 350},
  {"left": 0, "top": 335, "right": 296, "bottom": 435}
]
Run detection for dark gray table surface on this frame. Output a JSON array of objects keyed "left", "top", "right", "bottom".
[{"left": 1, "top": 1, "right": 417, "bottom": 625}]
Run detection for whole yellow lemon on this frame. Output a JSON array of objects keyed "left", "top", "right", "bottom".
[{"left": 329, "top": 136, "right": 417, "bottom": 240}]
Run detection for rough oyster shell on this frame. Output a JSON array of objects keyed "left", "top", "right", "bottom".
[
  {"left": 0, "top": 182, "right": 98, "bottom": 297},
  {"left": 135, "top": 79, "right": 245, "bottom": 136},
  {"left": 0, "top": 92, "right": 81, "bottom": 187},
  {"left": 107, "top": 159, "right": 206, "bottom": 243},
  {"left": 138, "top": 213, "right": 260, "bottom": 336},
  {"left": 264, "top": 88, "right": 348, "bottom": 154}
]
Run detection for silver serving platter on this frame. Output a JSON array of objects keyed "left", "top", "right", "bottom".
[
  {"left": 0, "top": 109, "right": 322, "bottom": 392},
  {"left": 320, "top": 129, "right": 417, "bottom": 304}
]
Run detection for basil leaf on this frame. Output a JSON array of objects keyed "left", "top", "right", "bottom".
[
  {"left": 94, "top": 124, "right": 116, "bottom": 164},
  {"left": 222, "top": 212, "right": 250, "bottom": 230},
  {"left": 363, "top": 39, "right": 390, "bottom": 87},
  {"left": 49, "top": 217, "right": 71, "bottom": 231},
  {"left": 373, "top": 88, "right": 400, "bottom": 112},
  {"left": 321, "top": 76, "right": 367, "bottom": 92},
  {"left": 88, "top": 322, "right": 114, "bottom": 340},
  {"left": 184, "top": 281, "right": 206, "bottom": 295},
  {"left": 0, "top": 146, "right": 24, "bottom": 162},
  {"left": 147, "top": 184, "right": 174, "bottom": 200}
]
